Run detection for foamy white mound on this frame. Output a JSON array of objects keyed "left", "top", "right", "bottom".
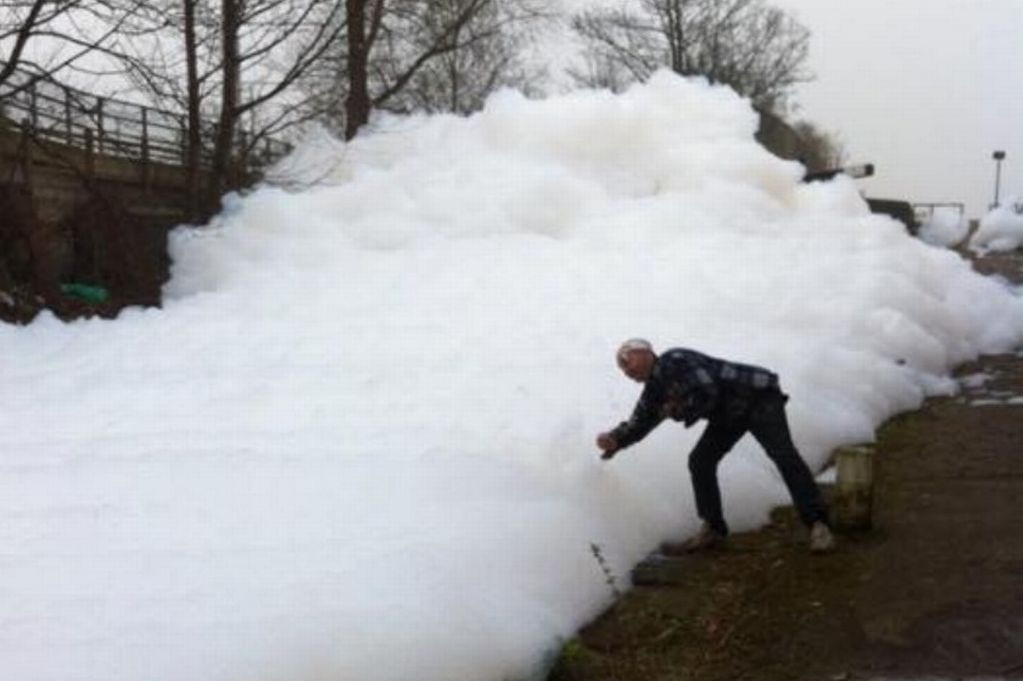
[
  {"left": 918, "top": 207, "right": 968, "bottom": 247},
  {"left": 970, "top": 198, "right": 1023, "bottom": 252},
  {"left": 2, "top": 71, "right": 1022, "bottom": 681}
]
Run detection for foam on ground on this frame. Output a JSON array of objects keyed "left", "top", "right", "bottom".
[{"left": 2, "top": 71, "right": 1022, "bottom": 681}]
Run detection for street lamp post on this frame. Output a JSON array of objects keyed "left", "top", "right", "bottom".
[{"left": 992, "top": 150, "right": 1006, "bottom": 208}]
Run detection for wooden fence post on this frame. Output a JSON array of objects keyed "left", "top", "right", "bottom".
[
  {"left": 179, "top": 115, "right": 188, "bottom": 165},
  {"left": 141, "top": 106, "right": 151, "bottom": 192},
  {"left": 141, "top": 106, "right": 149, "bottom": 157},
  {"left": 832, "top": 444, "right": 875, "bottom": 530},
  {"left": 29, "top": 81, "right": 38, "bottom": 129},
  {"left": 237, "top": 129, "right": 248, "bottom": 183},
  {"left": 96, "top": 97, "right": 105, "bottom": 154},
  {"left": 19, "top": 119, "right": 33, "bottom": 192},
  {"left": 64, "top": 86, "right": 73, "bottom": 144},
  {"left": 84, "top": 128, "right": 95, "bottom": 179}
]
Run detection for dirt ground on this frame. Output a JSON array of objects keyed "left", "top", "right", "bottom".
[{"left": 548, "top": 249, "right": 1023, "bottom": 681}]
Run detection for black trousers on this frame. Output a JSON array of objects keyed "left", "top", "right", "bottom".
[{"left": 688, "top": 391, "right": 828, "bottom": 535}]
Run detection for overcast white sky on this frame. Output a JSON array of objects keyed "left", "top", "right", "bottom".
[
  {"left": 555, "top": 0, "right": 1022, "bottom": 219},
  {"left": 766, "top": 0, "right": 1023, "bottom": 218}
]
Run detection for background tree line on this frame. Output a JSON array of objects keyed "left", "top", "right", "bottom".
[{"left": 1, "top": 0, "right": 843, "bottom": 219}]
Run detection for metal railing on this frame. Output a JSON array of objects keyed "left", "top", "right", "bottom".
[
  {"left": 912, "top": 202, "right": 965, "bottom": 224},
  {"left": 0, "top": 66, "right": 290, "bottom": 171}
]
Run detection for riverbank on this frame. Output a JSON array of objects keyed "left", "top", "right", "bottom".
[{"left": 549, "top": 249, "right": 1023, "bottom": 681}]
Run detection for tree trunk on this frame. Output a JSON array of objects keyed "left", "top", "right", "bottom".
[
  {"left": 183, "top": 0, "right": 202, "bottom": 220},
  {"left": 209, "top": 0, "right": 241, "bottom": 211},
  {"left": 344, "top": 0, "right": 370, "bottom": 140}
]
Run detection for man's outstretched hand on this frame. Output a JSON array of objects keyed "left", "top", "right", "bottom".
[{"left": 596, "top": 432, "right": 619, "bottom": 460}]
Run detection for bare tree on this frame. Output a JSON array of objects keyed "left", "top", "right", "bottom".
[
  {"left": 211, "top": 0, "right": 343, "bottom": 205},
  {"left": 310, "top": 0, "right": 548, "bottom": 140},
  {"left": 381, "top": 0, "right": 547, "bottom": 115},
  {"left": 182, "top": 0, "right": 202, "bottom": 218},
  {"left": 792, "top": 120, "right": 845, "bottom": 173},
  {"left": 343, "top": 0, "right": 382, "bottom": 139},
  {"left": 91, "top": 0, "right": 220, "bottom": 217},
  {"left": 569, "top": 6, "right": 663, "bottom": 91},
  {"left": 0, "top": 1, "right": 50, "bottom": 89},
  {"left": 111, "top": 0, "right": 344, "bottom": 214},
  {"left": 209, "top": 0, "right": 241, "bottom": 204},
  {"left": 1, "top": 0, "right": 153, "bottom": 100},
  {"left": 571, "top": 0, "right": 810, "bottom": 113}
]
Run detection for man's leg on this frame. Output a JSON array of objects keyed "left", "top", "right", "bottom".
[
  {"left": 748, "top": 392, "right": 828, "bottom": 527},
  {"left": 688, "top": 420, "right": 747, "bottom": 536}
]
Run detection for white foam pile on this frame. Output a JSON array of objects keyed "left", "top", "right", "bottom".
[
  {"left": 970, "top": 198, "right": 1023, "bottom": 253},
  {"left": 2, "top": 71, "right": 1023, "bottom": 681},
  {"left": 918, "top": 207, "right": 968, "bottom": 248}
]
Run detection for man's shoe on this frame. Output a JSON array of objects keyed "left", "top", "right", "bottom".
[
  {"left": 809, "top": 521, "right": 835, "bottom": 553},
  {"left": 661, "top": 523, "right": 726, "bottom": 556}
]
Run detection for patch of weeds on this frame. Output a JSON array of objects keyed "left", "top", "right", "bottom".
[
  {"left": 589, "top": 542, "right": 622, "bottom": 599},
  {"left": 558, "top": 638, "right": 584, "bottom": 665},
  {"left": 545, "top": 543, "right": 695, "bottom": 680}
]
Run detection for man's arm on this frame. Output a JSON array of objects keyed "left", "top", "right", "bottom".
[{"left": 599, "top": 383, "right": 664, "bottom": 459}]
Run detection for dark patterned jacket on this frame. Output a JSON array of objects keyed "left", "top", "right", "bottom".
[{"left": 609, "top": 348, "right": 781, "bottom": 449}]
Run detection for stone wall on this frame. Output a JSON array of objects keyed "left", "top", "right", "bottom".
[{"left": 0, "top": 123, "right": 196, "bottom": 321}]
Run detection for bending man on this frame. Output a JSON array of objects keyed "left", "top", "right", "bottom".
[{"left": 597, "top": 339, "right": 834, "bottom": 553}]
